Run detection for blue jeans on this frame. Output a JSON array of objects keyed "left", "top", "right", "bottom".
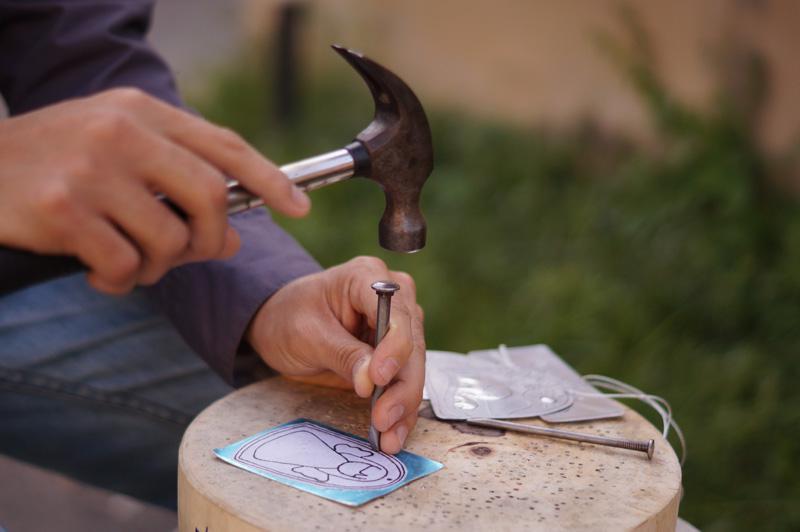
[{"left": 0, "top": 274, "right": 232, "bottom": 509}]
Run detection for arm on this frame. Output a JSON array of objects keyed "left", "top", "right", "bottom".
[
  {"left": 0, "top": 0, "right": 322, "bottom": 384},
  {"left": 0, "top": 0, "right": 181, "bottom": 112}
]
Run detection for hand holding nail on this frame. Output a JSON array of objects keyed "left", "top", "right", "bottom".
[{"left": 244, "top": 256, "right": 426, "bottom": 455}]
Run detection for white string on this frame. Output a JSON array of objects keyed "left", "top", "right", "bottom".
[
  {"left": 579, "top": 374, "right": 687, "bottom": 465},
  {"left": 497, "top": 343, "right": 515, "bottom": 368},
  {"left": 492, "top": 345, "right": 686, "bottom": 464}
]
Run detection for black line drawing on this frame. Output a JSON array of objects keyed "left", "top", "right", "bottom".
[{"left": 233, "top": 422, "right": 406, "bottom": 490}]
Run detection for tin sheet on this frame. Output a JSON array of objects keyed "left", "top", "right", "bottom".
[{"left": 214, "top": 418, "right": 443, "bottom": 507}]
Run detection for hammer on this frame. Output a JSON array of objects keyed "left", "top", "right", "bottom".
[{"left": 0, "top": 45, "right": 433, "bottom": 295}]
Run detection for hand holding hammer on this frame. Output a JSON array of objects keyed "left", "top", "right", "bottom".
[{"left": 0, "top": 45, "right": 433, "bottom": 295}]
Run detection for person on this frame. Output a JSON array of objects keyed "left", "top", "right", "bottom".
[{"left": 0, "top": 0, "right": 424, "bottom": 509}]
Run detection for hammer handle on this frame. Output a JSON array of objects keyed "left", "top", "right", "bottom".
[{"left": 0, "top": 148, "right": 361, "bottom": 296}]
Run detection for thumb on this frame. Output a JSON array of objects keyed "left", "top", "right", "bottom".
[{"left": 316, "top": 325, "right": 375, "bottom": 399}]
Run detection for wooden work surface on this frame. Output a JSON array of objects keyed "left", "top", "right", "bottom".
[{"left": 178, "top": 377, "right": 682, "bottom": 531}]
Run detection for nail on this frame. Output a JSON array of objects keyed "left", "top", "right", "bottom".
[
  {"left": 386, "top": 404, "right": 405, "bottom": 430},
  {"left": 377, "top": 358, "right": 400, "bottom": 385},
  {"left": 369, "top": 281, "right": 400, "bottom": 451},
  {"left": 467, "top": 418, "right": 656, "bottom": 460},
  {"left": 395, "top": 425, "right": 408, "bottom": 448},
  {"left": 291, "top": 186, "right": 311, "bottom": 210}
]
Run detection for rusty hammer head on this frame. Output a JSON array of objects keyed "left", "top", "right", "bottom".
[{"left": 333, "top": 45, "right": 433, "bottom": 253}]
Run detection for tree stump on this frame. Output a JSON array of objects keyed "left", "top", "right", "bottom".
[{"left": 179, "top": 377, "right": 681, "bottom": 531}]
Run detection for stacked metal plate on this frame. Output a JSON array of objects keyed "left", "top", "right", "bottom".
[{"left": 424, "top": 344, "right": 623, "bottom": 423}]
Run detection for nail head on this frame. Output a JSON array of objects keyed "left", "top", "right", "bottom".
[{"left": 371, "top": 280, "right": 400, "bottom": 295}]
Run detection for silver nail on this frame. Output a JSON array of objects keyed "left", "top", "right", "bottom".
[
  {"left": 368, "top": 281, "right": 400, "bottom": 451},
  {"left": 467, "top": 417, "right": 655, "bottom": 459}
]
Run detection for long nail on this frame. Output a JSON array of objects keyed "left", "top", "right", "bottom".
[
  {"left": 369, "top": 281, "right": 400, "bottom": 451},
  {"left": 467, "top": 418, "right": 655, "bottom": 460}
]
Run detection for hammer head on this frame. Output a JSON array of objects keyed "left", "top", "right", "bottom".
[{"left": 333, "top": 45, "right": 433, "bottom": 253}]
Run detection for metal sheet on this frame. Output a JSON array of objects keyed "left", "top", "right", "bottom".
[
  {"left": 424, "top": 345, "right": 624, "bottom": 423},
  {"left": 214, "top": 418, "right": 442, "bottom": 507},
  {"left": 468, "top": 345, "right": 624, "bottom": 422},
  {"left": 426, "top": 350, "right": 573, "bottom": 420}
]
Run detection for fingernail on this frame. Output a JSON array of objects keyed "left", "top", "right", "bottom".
[
  {"left": 291, "top": 186, "right": 311, "bottom": 210},
  {"left": 387, "top": 404, "right": 405, "bottom": 429},
  {"left": 395, "top": 425, "right": 408, "bottom": 448},
  {"left": 378, "top": 358, "right": 400, "bottom": 384},
  {"left": 352, "top": 356, "right": 373, "bottom": 397}
]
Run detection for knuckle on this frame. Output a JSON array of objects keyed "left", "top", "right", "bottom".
[
  {"left": 393, "top": 271, "right": 416, "bottom": 290},
  {"left": 351, "top": 255, "right": 387, "bottom": 273},
  {"left": 37, "top": 182, "right": 76, "bottom": 224},
  {"left": 106, "top": 87, "right": 149, "bottom": 107},
  {"left": 205, "top": 176, "right": 229, "bottom": 212},
  {"left": 153, "top": 221, "right": 190, "bottom": 261},
  {"left": 85, "top": 110, "right": 134, "bottom": 143},
  {"left": 66, "top": 154, "right": 97, "bottom": 183}
]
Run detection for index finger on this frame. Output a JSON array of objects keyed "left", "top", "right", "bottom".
[{"left": 117, "top": 91, "right": 311, "bottom": 218}]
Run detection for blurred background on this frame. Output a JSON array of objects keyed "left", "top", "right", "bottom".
[{"left": 2, "top": 0, "right": 799, "bottom": 530}]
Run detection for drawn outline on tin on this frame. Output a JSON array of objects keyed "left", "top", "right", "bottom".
[{"left": 233, "top": 421, "right": 407, "bottom": 490}]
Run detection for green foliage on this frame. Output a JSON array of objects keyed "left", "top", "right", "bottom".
[{"left": 194, "top": 48, "right": 800, "bottom": 530}]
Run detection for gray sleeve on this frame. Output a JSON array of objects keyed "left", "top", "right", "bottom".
[
  {"left": 0, "top": 0, "right": 322, "bottom": 384},
  {"left": 147, "top": 210, "right": 321, "bottom": 385}
]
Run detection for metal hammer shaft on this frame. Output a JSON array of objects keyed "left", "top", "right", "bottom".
[{"left": 227, "top": 147, "right": 360, "bottom": 214}]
